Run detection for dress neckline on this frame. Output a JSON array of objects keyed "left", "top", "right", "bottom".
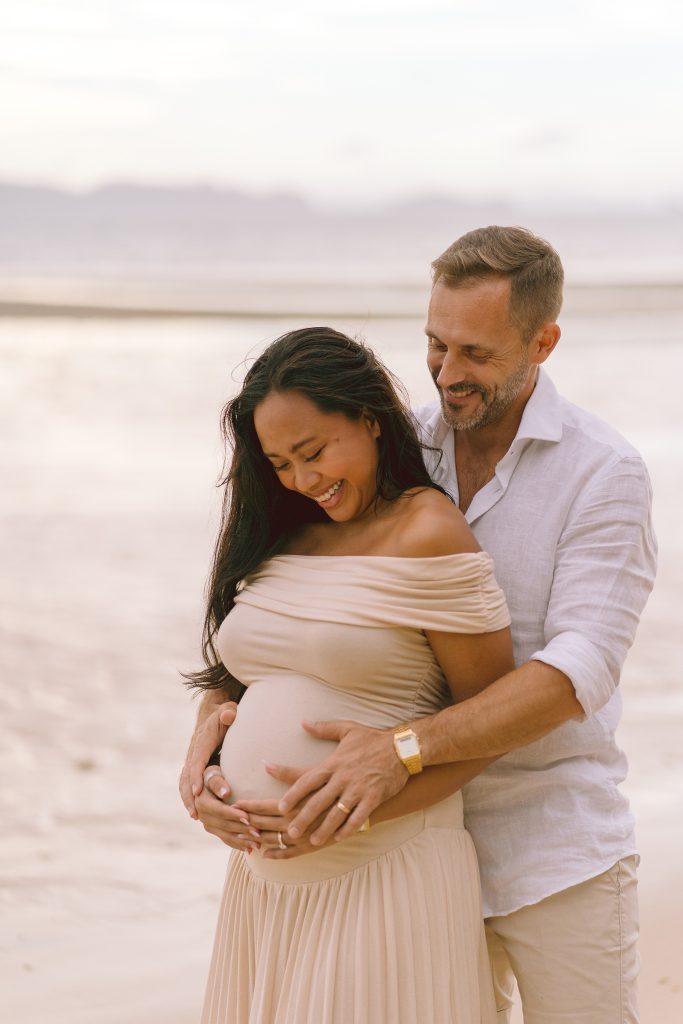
[{"left": 270, "top": 551, "right": 489, "bottom": 563}]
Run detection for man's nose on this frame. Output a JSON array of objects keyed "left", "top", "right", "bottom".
[{"left": 436, "top": 350, "right": 467, "bottom": 389}]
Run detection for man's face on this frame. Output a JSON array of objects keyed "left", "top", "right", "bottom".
[{"left": 425, "top": 277, "right": 534, "bottom": 432}]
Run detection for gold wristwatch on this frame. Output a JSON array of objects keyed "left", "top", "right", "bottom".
[{"left": 393, "top": 726, "right": 423, "bottom": 775}]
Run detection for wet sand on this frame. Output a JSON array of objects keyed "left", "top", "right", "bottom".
[{"left": 1, "top": 304, "right": 682, "bottom": 1022}]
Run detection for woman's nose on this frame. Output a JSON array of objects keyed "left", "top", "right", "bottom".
[{"left": 294, "top": 464, "right": 322, "bottom": 493}]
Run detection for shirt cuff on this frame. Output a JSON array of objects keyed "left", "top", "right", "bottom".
[{"left": 530, "top": 630, "right": 617, "bottom": 718}]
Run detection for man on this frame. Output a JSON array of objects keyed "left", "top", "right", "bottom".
[{"left": 181, "top": 226, "right": 656, "bottom": 1022}]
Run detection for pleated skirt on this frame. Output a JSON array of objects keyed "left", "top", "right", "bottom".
[{"left": 200, "top": 794, "right": 496, "bottom": 1023}]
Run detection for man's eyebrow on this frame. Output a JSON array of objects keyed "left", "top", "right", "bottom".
[{"left": 263, "top": 435, "right": 318, "bottom": 458}]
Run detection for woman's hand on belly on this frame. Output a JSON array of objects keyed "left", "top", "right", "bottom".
[
  {"left": 196, "top": 763, "right": 322, "bottom": 858},
  {"left": 180, "top": 700, "right": 237, "bottom": 817},
  {"left": 194, "top": 787, "right": 262, "bottom": 853}
]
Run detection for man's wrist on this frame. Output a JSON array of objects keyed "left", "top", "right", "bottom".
[
  {"left": 392, "top": 725, "right": 423, "bottom": 775},
  {"left": 410, "top": 713, "right": 447, "bottom": 769}
]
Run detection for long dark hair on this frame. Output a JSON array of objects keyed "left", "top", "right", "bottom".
[{"left": 186, "top": 326, "right": 445, "bottom": 694}]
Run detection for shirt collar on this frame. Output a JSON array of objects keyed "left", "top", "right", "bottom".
[
  {"left": 417, "top": 369, "right": 564, "bottom": 515},
  {"left": 513, "top": 368, "right": 564, "bottom": 445}
]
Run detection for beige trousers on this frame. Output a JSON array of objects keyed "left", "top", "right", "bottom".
[{"left": 485, "top": 856, "right": 640, "bottom": 1023}]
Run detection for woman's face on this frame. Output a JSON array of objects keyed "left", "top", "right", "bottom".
[{"left": 253, "top": 390, "right": 381, "bottom": 523}]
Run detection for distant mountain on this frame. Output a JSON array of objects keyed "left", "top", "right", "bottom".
[{"left": 0, "top": 183, "right": 681, "bottom": 312}]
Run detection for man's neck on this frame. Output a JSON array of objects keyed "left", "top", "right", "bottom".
[
  {"left": 454, "top": 369, "right": 537, "bottom": 463},
  {"left": 452, "top": 370, "right": 538, "bottom": 514}
]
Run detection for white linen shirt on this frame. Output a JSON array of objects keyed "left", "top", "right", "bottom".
[{"left": 415, "top": 369, "right": 657, "bottom": 918}]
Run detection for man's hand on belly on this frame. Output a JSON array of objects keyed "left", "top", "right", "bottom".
[{"left": 274, "top": 720, "right": 408, "bottom": 845}]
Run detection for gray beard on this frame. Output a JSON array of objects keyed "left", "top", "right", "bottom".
[{"left": 438, "top": 357, "right": 530, "bottom": 432}]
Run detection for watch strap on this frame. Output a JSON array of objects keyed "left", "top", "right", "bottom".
[{"left": 393, "top": 726, "right": 423, "bottom": 775}]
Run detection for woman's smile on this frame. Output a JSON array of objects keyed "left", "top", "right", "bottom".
[{"left": 310, "top": 479, "right": 344, "bottom": 507}]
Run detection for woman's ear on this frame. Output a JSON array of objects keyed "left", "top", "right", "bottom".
[{"left": 362, "top": 411, "right": 381, "bottom": 439}]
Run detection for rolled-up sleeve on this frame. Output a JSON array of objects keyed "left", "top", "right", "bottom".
[{"left": 530, "top": 456, "right": 657, "bottom": 717}]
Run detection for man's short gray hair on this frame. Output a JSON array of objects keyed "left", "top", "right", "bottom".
[{"left": 432, "top": 225, "right": 564, "bottom": 341}]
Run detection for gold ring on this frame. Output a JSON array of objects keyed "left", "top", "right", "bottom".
[
  {"left": 336, "top": 801, "right": 352, "bottom": 815},
  {"left": 277, "top": 831, "right": 287, "bottom": 850}
]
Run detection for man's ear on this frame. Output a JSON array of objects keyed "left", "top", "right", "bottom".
[{"left": 529, "top": 323, "right": 561, "bottom": 366}]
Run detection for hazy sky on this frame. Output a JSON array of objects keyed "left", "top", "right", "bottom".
[{"left": 1, "top": 0, "right": 681, "bottom": 204}]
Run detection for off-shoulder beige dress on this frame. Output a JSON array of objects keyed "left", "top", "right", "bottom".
[{"left": 200, "top": 553, "right": 510, "bottom": 1024}]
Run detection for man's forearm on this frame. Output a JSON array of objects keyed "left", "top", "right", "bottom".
[{"left": 414, "top": 660, "right": 583, "bottom": 765}]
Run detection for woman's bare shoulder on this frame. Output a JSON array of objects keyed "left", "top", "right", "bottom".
[{"left": 392, "top": 487, "right": 480, "bottom": 558}]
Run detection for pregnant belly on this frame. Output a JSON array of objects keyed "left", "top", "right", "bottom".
[{"left": 220, "top": 677, "right": 372, "bottom": 803}]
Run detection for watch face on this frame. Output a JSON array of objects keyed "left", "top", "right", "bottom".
[{"left": 397, "top": 734, "right": 420, "bottom": 759}]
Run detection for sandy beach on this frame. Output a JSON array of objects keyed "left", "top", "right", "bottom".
[{"left": 2, "top": 295, "right": 682, "bottom": 1022}]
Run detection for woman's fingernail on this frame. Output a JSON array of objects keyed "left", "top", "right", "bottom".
[
  {"left": 191, "top": 784, "right": 199, "bottom": 796},
  {"left": 262, "top": 761, "right": 276, "bottom": 772},
  {"left": 218, "top": 787, "right": 229, "bottom": 799},
  {"left": 239, "top": 816, "right": 250, "bottom": 827},
  {"left": 249, "top": 828, "right": 261, "bottom": 838}
]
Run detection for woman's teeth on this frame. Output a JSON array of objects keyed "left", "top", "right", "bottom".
[{"left": 315, "top": 480, "right": 342, "bottom": 503}]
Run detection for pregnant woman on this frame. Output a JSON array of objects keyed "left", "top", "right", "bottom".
[{"left": 187, "top": 327, "right": 514, "bottom": 1023}]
